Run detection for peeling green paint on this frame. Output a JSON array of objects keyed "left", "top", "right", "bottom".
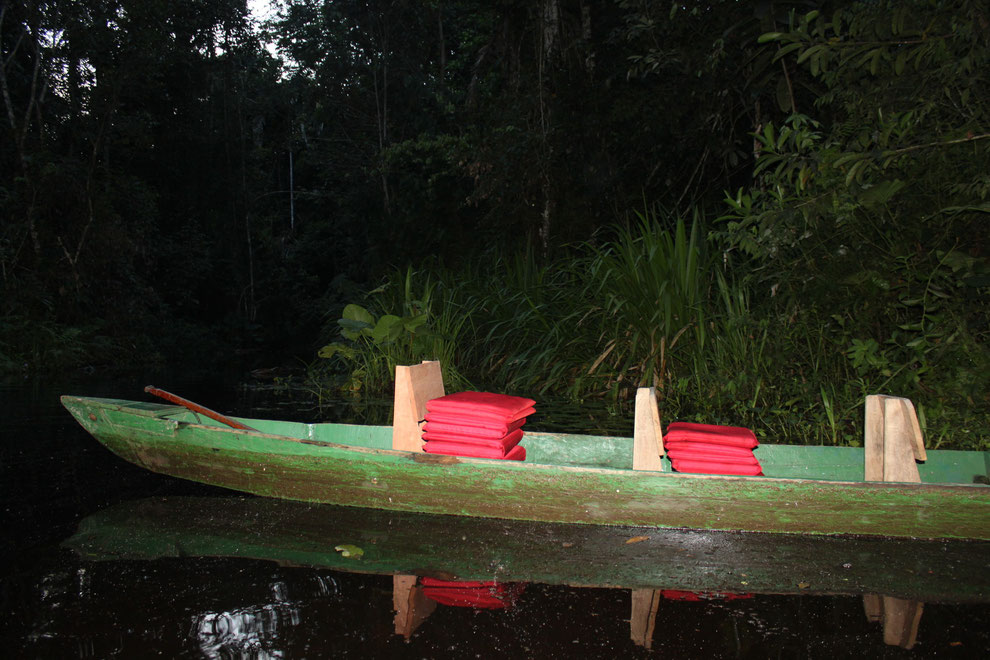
[{"left": 61, "top": 396, "right": 990, "bottom": 540}]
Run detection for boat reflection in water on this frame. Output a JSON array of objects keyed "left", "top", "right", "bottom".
[{"left": 63, "top": 496, "right": 988, "bottom": 654}]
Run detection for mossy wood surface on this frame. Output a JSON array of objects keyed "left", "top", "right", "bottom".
[{"left": 61, "top": 396, "right": 990, "bottom": 540}]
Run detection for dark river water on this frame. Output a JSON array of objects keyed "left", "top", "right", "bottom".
[{"left": 2, "top": 371, "right": 989, "bottom": 658}]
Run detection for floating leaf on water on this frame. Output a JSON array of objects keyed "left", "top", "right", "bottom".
[
  {"left": 335, "top": 544, "right": 364, "bottom": 559},
  {"left": 625, "top": 536, "right": 649, "bottom": 545}
]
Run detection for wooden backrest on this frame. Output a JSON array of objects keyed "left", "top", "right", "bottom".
[{"left": 392, "top": 361, "right": 445, "bottom": 452}]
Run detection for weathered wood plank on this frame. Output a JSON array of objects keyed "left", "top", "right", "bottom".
[
  {"left": 392, "top": 361, "right": 444, "bottom": 452},
  {"left": 864, "top": 395, "right": 885, "bottom": 481},
  {"left": 393, "top": 575, "right": 436, "bottom": 638},
  {"left": 865, "top": 394, "right": 926, "bottom": 483},
  {"left": 880, "top": 597, "right": 923, "bottom": 650},
  {"left": 633, "top": 387, "right": 663, "bottom": 472},
  {"left": 630, "top": 589, "right": 661, "bottom": 649},
  {"left": 882, "top": 396, "right": 922, "bottom": 483}
]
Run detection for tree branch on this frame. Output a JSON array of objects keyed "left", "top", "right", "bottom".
[{"left": 884, "top": 132, "right": 990, "bottom": 157}]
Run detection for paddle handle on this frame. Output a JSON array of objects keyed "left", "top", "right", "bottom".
[{"left": 144, "top": 386, "right": 256, "bottom": 431}]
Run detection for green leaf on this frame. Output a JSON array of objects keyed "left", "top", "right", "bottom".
[
  {"left": 796, "top": 44, "right": 823, "bottom": 65},
  {"left": 334, "top": 544, "right": 364, "bottom": 559},
  {"left": 318, "top": 342, "right": 357, "bottom": 360},
  {"left": 371, "top": 315, "right": 405, "bottom": 343},
  {"left": 338, "top": 318, "right": 374, "bottom": 340},
  {"left": 857, "top": 179, "right": 906, "bottom": 207},
  {"left": 844, "top": 159, "right": 868, "bottom": 186},
  {"left": 894, "top": 50, "right": 909, "bottom": 75},
  {"left": 342, "top": 304, "right": 375, "bottom": 325},
  {"left": 403, "top": 313, "right": 428, "bottom": 333},
  {"left": 758, "top": 32, "right": 784, "bottom": 44},
  {"left": 776, "top": 43, "right": 804, "bottom": 59}
]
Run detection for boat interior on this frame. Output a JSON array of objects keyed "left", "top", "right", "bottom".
[{"left": 147, "top": 359, "right": 988, "bottom": 487}]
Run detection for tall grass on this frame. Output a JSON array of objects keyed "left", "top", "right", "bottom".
[
  {"left": 586, "top": 208, "right": 709, "bottom": 397},
  {"left": 314, "top": 209, "right": 989, "bottom": 450}
]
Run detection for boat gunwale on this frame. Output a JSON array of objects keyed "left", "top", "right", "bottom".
[{"left": 62, "top": 395, "right": 989, "bottom": 493}]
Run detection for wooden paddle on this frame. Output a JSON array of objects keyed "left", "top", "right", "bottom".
[{"left": 144, "top": 385, "right": 257, "bottom": 431}]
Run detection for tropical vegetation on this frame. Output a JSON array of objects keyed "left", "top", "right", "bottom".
[{"left": 2, "top": 1, "right": 987, "bottom": 448}]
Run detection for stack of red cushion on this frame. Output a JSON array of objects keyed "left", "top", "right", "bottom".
[
  {"left": 664, "top": 422, "right": 763, "bottom": 476},
  {"left": 420, "top": 577, "right": 526, "bottom": 609},
  {"left": 422, "top": 391, "right": 535, "bottom": 461}
]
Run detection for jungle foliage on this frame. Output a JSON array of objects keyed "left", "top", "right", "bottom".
[{"left": 1, "top": 1, "right": 987, "bottom": 447}]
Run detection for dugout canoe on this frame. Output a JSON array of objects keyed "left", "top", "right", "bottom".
[{"left": 60, "top": 395, "right": 990, "bottom": 540}]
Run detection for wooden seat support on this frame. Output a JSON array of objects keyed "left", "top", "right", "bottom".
[
  {"left": 864, "top": 394, "right": 926, "bottom": 483},
  {"left": 392, "top": 361, "right": 445, "bottom": 452},
  {"left": 629, "top": 588, "right": 661, "bottom": 649},
  {"left": 633, "top": 387, "right": 664, "bottom": 471},
  {"left": 628, "top": 389, "right": 663, "bottom": 648},
  {"left": 393, "top": 575, "right": 437, "bottom": 639},
  {"left": 862, "top": 394, "right": 926, "bottom": 649}
]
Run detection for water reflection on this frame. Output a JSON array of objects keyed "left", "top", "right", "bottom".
[
  {"left": 394, "top": 576, "right": 527, "bottom": 639},
  {"left": 863, "top": 595, "right": 924, "bottom": 650},
  {"left": 193, "top": 602, "right": 292, "bottom": 659},
  {"left": 52, "top": 495, "right": 990, "bottom": 654}
]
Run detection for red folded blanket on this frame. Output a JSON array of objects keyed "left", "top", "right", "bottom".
[
  {"left": 422, "top": 428, "right": 524, "bottom": 452},
  {"left": 423, "top": 417, "right": 527, "bottom": 438},
  {"left": 423, "top": 442, "right": 526, "bottom": 461},
  {"left": 426, "top": 391, "right": 536, "bottom": 422}
]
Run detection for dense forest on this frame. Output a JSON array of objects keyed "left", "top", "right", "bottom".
[{"left": 2, "top": 0, "right": 987, "bottom": 447}]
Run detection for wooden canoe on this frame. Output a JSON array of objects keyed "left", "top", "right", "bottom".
[{"left": 60, "top": 394, "right": 990, "bottom": 540}]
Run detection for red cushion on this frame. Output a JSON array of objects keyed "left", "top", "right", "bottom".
[
  {"left": 664, "top": 422, "right": 758, "bottom": 449},
  {"left": 420, "top": 579, "right": 526, "bottom": 609},
  {"left": 667, "top": 449, "right": 759, "bottom": 466},
  {"left": 667, "top": 421, "right": 757, "bottom": 440},
  {"left": 422, "top": 589, "right": 510, "bottom": 608},
  {"left": 420, "top": 578, "right": 493, "bottom": 588},
  {"left": 423, "top": 417, "right": 526, "bottom": 438},
  {"left": 671, "top": 458, "right": 763, "bottom": 476},
  {"left": 426, "top": 391, "right": 536, "bottom": 422},
  {"left": 664, "top": 442, "right": 757, "bottom": 459},
  {"left": 422, "top": 429, "right": 523, "bottom": 452},
  {"left": 423, "top": 442, "right": 526, "bottom": 461}
]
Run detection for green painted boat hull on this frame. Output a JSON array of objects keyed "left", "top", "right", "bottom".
[
  {"left": 61, "top": 396, "right": 990, "bottom": 540},
  {"left": 64, "top": 496, "right": 990, "bottom": 603}
]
